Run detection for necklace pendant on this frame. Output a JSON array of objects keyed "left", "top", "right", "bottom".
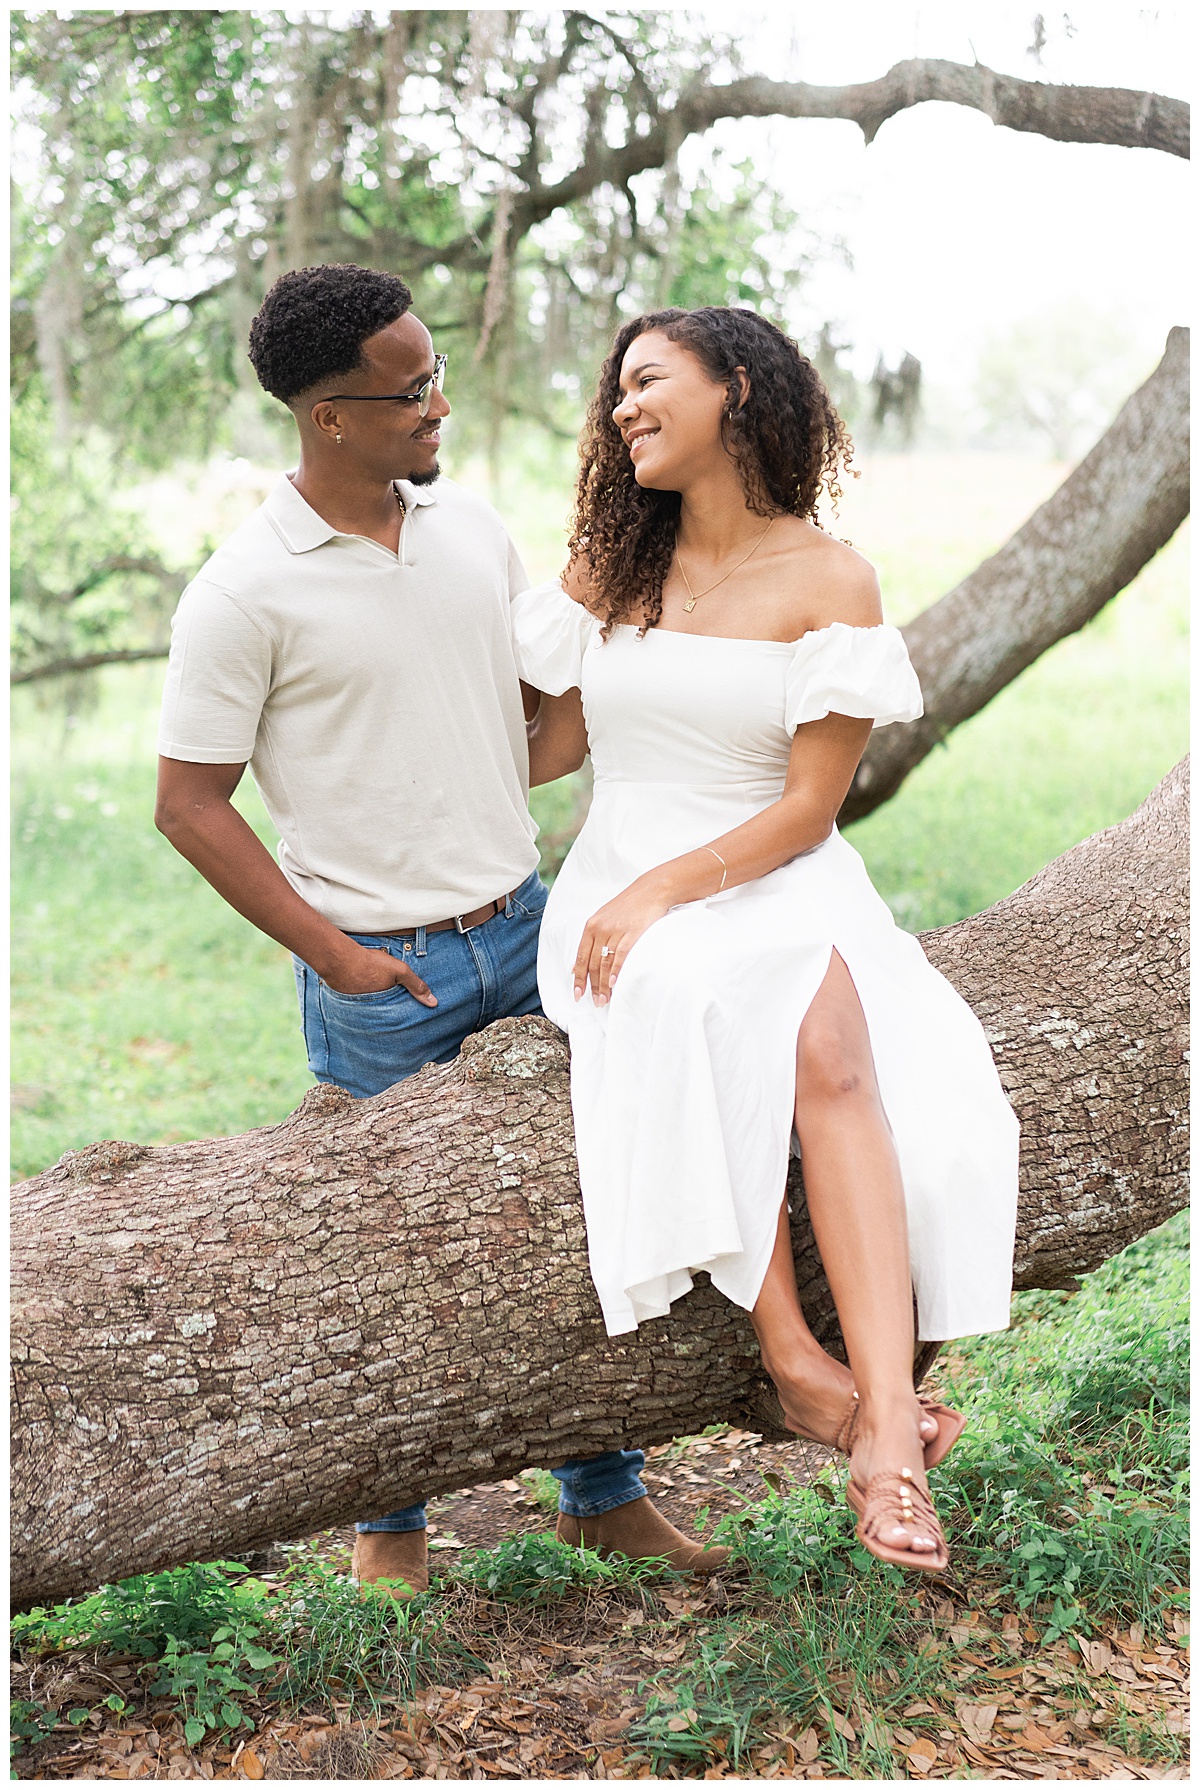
[{"left": 682, "top": 598, "right": 696, "bottom": 613}]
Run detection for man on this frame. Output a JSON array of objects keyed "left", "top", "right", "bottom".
[{"left": 154, "top": 262, "right": 727, "bottom": 1597}]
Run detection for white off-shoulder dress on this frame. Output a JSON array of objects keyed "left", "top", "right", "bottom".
[{"left": 513, "top": 582, "right": 1019, "bottom": 1342}]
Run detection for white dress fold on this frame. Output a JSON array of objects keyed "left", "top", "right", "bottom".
[{"left": 514, "top": 581, "right": 1019, "bottom": 1341}]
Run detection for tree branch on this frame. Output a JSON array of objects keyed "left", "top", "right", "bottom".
[
  {"left": 841, "top": 327, "right": 1190, "bottom": 824},
  {"left": 511, "top": 59, "right": 1187, "bottom": 240},
  {"left": 681, "top": 60, "right": 1189, "bottom": 154},
  {"left": 11, "top": 646, "right": 170, "bottom": 686}
]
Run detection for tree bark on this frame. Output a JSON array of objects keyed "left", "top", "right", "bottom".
[
  {"left": 10, "top": 761, "right": 1187, "bottom": 1611},
  {"left": 841, "top": 328, "right": 1190, "bottom": 824}
]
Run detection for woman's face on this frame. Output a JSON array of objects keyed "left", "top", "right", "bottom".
[{"left": 612, "top": 330, "right": 742, "bottom": 489}]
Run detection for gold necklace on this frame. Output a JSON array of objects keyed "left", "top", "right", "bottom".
[{"left": 676, "top": 516, "right": 777, "bottom": 612}]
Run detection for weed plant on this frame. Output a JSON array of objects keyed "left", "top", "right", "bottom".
[
  {"left": 11, "top": 1562, "right": 279, "bottom": 1747},
  {"left": 266, "top": 1547, "right": 481, "bottom": 1712},
  {"left": 517, "top": 1466, "right": 564, "bottom": 1516},
  {"left": 452, "top": 1530, "right": 667, "bottom": 1605}
]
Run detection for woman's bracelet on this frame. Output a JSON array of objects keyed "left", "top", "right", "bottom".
[{"left": 702, "top": 846, "right": 728, "bottom": 892}]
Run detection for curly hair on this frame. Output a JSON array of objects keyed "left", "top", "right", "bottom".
[
  {"left": 569, "top": 307, "right": 854, "bottom": 633},
  {"left": 247, "top": 264, "right": 413, "bottom": 405}
]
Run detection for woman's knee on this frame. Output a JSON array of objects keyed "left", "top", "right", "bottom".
[
  {"left": 795, "top": 1017, "right": 876, "bottom": 1108},
  {"left": 796, "top": 952, "right": 881, "bottom": 1107}
]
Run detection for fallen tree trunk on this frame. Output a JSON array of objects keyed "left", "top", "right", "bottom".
[
  {"left": 11, "top": 761, "right": 1188, "bottom": 1609},
  {"left": 842, "top": 328, "right": 1190, "bottom": 824}
]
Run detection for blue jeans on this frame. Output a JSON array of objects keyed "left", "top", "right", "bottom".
[{"left": 294, "top": 868, "right": 646, "bottom": 1532}]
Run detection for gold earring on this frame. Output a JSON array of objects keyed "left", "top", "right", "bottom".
[{"left": 336, "top": 433, "right": 343, "bottom": 444}]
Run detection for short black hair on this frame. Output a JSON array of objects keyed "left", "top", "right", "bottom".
[{"left": 247, "top": 263, "right": 414, "bottom": 405}]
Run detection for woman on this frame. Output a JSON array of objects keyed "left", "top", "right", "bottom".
[{"left": 516, "top": 307, "right": 1018, "bottom": 1572}]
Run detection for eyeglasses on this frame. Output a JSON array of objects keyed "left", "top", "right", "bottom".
[{"left": 324, "top": 353, "right": 447, "bottom": 417}]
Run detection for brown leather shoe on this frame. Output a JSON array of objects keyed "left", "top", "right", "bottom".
[
  {"left": 350, "top": 1529, "right": 430, "bottom": 1601},
  {"left": 556, "top": 1494, "right": 730, "bottom": 1574}
]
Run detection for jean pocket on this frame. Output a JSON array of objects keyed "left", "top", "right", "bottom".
[{"left": 318, "top": 979, "right": 411, "bottom": 1006}]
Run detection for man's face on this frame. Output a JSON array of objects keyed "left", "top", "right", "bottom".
[{"left": 314, "top": 311, "right": 451, "bottom": 484}]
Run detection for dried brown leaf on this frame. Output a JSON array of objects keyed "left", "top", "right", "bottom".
[{"left": 793, "top": 1728, "right": 820, "bottom": 1763}]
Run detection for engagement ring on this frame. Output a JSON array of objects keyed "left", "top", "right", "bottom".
[{"left": 600, "top": 946, "right": 612, "bottom": 957}]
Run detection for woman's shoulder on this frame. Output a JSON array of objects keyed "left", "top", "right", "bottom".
[
  {"left": 559, "top": 557, "right": 607, "bottom": 620},
  {"left": 779, "top": 522, "right": 882, "bottom": 633}
]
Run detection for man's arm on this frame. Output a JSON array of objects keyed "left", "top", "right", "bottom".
[
  {"left": 526, "top": 687, "right": 588, "bottom": 787},
  {"left": 154, "top": 759, "right": 436, "bottom": 1003}
]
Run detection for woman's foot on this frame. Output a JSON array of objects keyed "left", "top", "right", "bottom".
[
  {"left": 846, "top": 1392, "right": 942, "bottom": 1562},
  {"left": 761, "top": 1340, "right": 857, "bottom": 1447},
  {"left": 761, "top": 1342, "right": 939, "bottom": 1457}
]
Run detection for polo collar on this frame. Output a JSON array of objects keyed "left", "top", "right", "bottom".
[
  {"left": 395, "top": 478, "right": 440, "bottom": 511},
  {"left": 265, "top": 472, "right": 439, "bottom": 555}
]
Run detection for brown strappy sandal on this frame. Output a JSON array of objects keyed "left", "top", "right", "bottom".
[
  {"left": 846, "top": 1467, "right": 949, "bottom": 1573},
  {"left": 786, "top": 1391, "right": 862, "bottom": 1454},
  {"left": 916, "top": 1400, "right": 967, "bottom": 1469},
  {"left": 792, "top": 1392, "right": 965, "bottom": 1470}
]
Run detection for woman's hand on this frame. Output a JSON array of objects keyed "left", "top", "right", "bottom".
[{"left": 573, "top": 877, "right": 673, "bottom": 1005}]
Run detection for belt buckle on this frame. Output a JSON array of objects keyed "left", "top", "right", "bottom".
[{"left": 455, "top": 896, "right": 502, "bottom": 934}]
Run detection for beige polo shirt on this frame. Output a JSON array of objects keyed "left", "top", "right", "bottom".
[{"left": 157, "top": 472, "right": 541, "bottom": 931}]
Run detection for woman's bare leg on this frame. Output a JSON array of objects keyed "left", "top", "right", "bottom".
[
  {"left": 750, "top": 1203, "right": 857, "bottom": 1443},
  {"left": 752, "top": 949, "right": 939, "bottom": 1554}
]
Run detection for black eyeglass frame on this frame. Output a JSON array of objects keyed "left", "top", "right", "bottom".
[{"left": 323, "top": 353, "right": 447, "bottom": 417}]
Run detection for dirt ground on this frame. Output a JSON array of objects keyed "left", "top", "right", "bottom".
[{"left": 12, "top": 1429, "right": 1189, "bottom": 1781}]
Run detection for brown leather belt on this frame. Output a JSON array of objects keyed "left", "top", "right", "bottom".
[{"left": 370, "top": 892, "right": 515, "bottom": 939}]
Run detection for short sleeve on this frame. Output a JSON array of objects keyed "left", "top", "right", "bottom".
[
  {"left": 510, "top": 579, "right": 598, "bottom": 696},
  {"left": 157, "top": 579, "right": 274, "bottom": 763},
  {"left": 784, "top": 622, "right": 923, "bottom": 733},
  {"left": 506, "top": 532, "right": 531, "bottom": 602}
]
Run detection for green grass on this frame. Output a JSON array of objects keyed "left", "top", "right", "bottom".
[{"left": 10, "top": 754, "right": 312, "bottom": 1181}]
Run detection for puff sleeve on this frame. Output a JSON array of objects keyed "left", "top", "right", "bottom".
[
  {"left": 510, "top": 580, "right": 599, "bottom": 696},
  {"left": 784, "top": 622, "right": 923, "bottom": 733}
]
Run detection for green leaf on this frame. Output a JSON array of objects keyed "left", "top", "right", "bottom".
[
  {"left": 67, "top": 1709, "right": 90, "bottom": 1726},
  {"left": 241, "top": 1646, "right": 277, "bottom": 1670},
  {"left": 184, "top": 1717, "right": 205, "bottom": 1746},
  {"left": 220, "top": 1701, "right": 244, "bottom": 1729}
]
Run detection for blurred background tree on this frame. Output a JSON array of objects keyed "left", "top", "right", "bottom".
[
  {"left": 11, "top": 8, "right": 856, "bottom": 676},
  {"left": 974, "top": 303, "right": 1148, "bottom": 459}
]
